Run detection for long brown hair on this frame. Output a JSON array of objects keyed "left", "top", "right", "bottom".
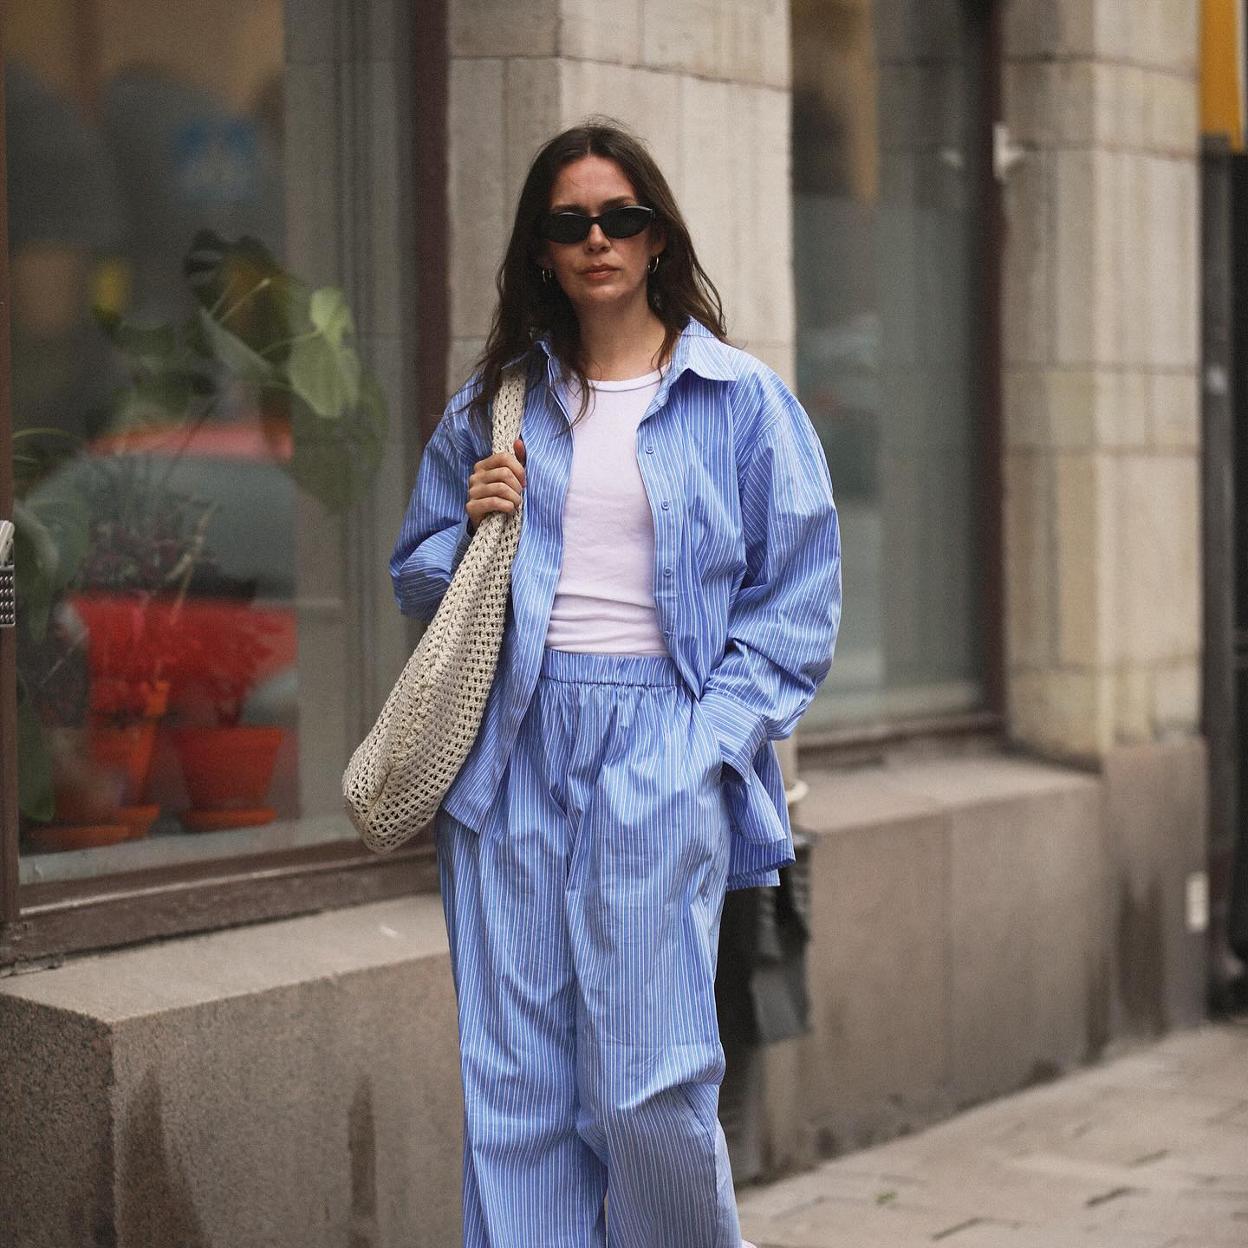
[{"left": 460, "top": 116, "right": 728, "bottom": 433}]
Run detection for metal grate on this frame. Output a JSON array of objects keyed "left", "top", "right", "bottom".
[{"left": 0, "top": 520, "right": 13, "bottom": 629}]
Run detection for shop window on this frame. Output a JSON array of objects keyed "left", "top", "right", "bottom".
[
  {"left": 792, "top": 0, "right": 995, "bottom": 731},
  {"left": 2, "top": 0, "right": 430, "bottom": 943}
]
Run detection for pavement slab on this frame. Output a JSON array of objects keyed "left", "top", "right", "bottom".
[{"left": 738, "top": 1017, "right": 1248, "bottom": 1248}]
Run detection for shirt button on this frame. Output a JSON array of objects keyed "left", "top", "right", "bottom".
[
  {"left": 645, "top": 445, "right": 654, "bottom": 454},
  {"left": 664, "top": 567, "right": 673, "bottom": 577},
  {"left": 661, "top": 500, "right": 669, "bottom": 510}
]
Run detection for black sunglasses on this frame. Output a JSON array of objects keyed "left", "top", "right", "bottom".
[{"left": 538, "top": 204, "right": 655, "bottom": 244}]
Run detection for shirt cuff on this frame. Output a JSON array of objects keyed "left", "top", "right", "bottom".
[
  {"left": 696, "top": 688, "right": 768, "bottom": 781},
  {"left": 726, "top": 867, "right": 780, "bottom": 891}
]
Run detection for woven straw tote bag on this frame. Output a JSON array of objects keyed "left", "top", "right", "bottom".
[{"left": 343, "top": 363, "right": 527, "bottom": 853}]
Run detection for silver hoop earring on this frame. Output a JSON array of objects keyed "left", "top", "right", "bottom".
[
  {"left": 541, "top": 267, "right": 554, "bottom": 285},
  {"left": 647, "top": 255, "right": 660, "bottom": 274}
]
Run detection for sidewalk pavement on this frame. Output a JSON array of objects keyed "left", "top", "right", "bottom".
[{"left": 737, "top": 1016, "right": 1248, "bottom": 1248}]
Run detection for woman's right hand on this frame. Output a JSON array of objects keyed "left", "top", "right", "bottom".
[{"left": 466, "top": 437, "right": 526, "bottom": 534}]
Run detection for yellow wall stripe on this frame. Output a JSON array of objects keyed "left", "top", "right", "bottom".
[{"left": 1203, "top": 0, "right": 1245, "bottom": 150}]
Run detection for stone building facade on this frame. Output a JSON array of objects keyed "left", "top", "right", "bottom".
[{"left": 0, "top": 2, "right": 1212, "bottom": 1244}]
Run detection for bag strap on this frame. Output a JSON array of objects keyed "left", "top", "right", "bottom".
[{"left": 490, "top": 363, "right": 527, "bottom": 454}]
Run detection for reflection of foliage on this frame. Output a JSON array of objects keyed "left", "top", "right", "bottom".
[
  {"left": 20, "top": 604, "right": 89, "bottom": 728},
  {"left": 93, "top": 229, "right": 387, "bottom": 514},
  {"left": 14, "top": 231, "right": 385, "bottom": 819},
  {"left": 13, "top": 425, "right": 90, "bottom": 821},
  {"left": 12, "top": 427, "right": 88, "bottom": 645},
  {"left": 17, "top": 599, "right": 92, "bottom": 820},
  {"left": 52, "top": 453, "right": 220, "bottom": 715},
  {"left": 68, "top": 455, "right": 220, "bottom": 594},
  {"left": 15, "top": 451, "right": 219, "bottom": 817}
]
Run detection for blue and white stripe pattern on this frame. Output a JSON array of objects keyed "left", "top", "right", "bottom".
[
  {"left": 436, "top": 646, "right": 742, "bottom": 1245},
  {"left": 391, "top": 316, "right": 842, "bottom": 892}
]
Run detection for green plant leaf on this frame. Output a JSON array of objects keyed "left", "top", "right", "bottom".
[
  {"left": 17, "top": 686, "right": 54, "bottom": 822},
  {"left": 13, "top": 493, "right": 89, "bottom": 643},
  {"left": 36, "top": 494, "right": 91, "bottom": 596},
  {"left": 308, "top": 286, "right": 354, "bottom": 348},
  {"left": 13, "top": 427, "right": 82, "bottom": 496},
  {"left": 91, "top": 306, "right": 179, "bottom": 367},
  {"left": 287, "top": 334, "right": 361, "bottom": 418},
  {"left": 13, "top": 426, "right": 81, "bottom": 444},
  {"left": 287, "top": 374, "right": 387, "bottom": 513}
]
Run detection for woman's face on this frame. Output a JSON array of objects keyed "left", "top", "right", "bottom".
[{"left": 537, "top": 154, "right": 665, "bottom": 315}]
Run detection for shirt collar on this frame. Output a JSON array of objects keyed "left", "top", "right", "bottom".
[{"left": 505, "top": 316, "right": 741, "bottom": 387}]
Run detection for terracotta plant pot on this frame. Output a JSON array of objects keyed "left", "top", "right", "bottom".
[
  {"left": 48, "top": 726, "right": 125, "bottom": 825},
  {"left": 27, "top": 678, "right": 170, "bottom": 853},
  {"left": 30, "top": 681, "right": 171, "bottom": 852},
  {"left": 75, "top": 677, "right": 170, "bottom": 808},
  {"left": 172, "top": 726, "right": 284, "bottom": 830},
  {"left": 81, "top": 718, "right": 160, "bottom": 807}
]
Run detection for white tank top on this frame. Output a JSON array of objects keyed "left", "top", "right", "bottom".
[{"left": 544, "top": 366, "right": 667, "bottom": 654}]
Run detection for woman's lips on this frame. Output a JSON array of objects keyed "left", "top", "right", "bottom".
[{"left": 583, "top": 267, "right": 616, "bottom": 278}]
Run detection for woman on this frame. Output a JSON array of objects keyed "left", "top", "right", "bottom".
[{"left": 391, "top": 118, "right": 841, "bottom": 1248}]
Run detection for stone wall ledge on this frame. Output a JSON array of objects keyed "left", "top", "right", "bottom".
[
  {"left": 0, "top": 894, "right": 450, "bottom": 1025},
  {"left": 798, "top": 749, "right": 1101, "bottom": 838}
]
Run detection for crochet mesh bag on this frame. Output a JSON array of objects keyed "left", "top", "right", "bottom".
[{"left": 343, "top": 364, "right": 527, "bottom": 853}]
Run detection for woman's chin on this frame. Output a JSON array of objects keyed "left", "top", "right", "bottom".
[{"left": 568, "top": 285, "right": 645, "bottom": 315}]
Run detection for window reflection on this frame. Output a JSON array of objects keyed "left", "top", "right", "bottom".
[
  {"left": 7, "top": 5, "right": 385, "bottom": 877},
  {"left": 793, "top": 0, "right": 987, "bottom": 729}
]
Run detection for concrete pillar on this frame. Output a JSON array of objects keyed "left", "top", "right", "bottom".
[{"left": 1001, "top": 0, "right": 1202, "bottom": 762}]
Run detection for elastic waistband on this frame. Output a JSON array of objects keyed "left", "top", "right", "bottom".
[{"left": 539, "top": 645, "right": 682, "bottom": 687}]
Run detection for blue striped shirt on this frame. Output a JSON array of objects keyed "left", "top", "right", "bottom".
[{"left": 390, "top": 317, "right": 842, "bottom": 890}]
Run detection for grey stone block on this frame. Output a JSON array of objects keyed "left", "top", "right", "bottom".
[
  {"left": 0, "top": 898, "right": 463, "bottom": 1248},
  {"left": 802, "top": 811, "right": 954, "bottom": 1157},
  {"left": 946, "top": 781, "right": 1107, "bottom": 1108}
]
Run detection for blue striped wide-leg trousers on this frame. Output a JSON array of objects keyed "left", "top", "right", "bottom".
[{"left": 434, "top": 645, "right": 742, "bottom": 1247}]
